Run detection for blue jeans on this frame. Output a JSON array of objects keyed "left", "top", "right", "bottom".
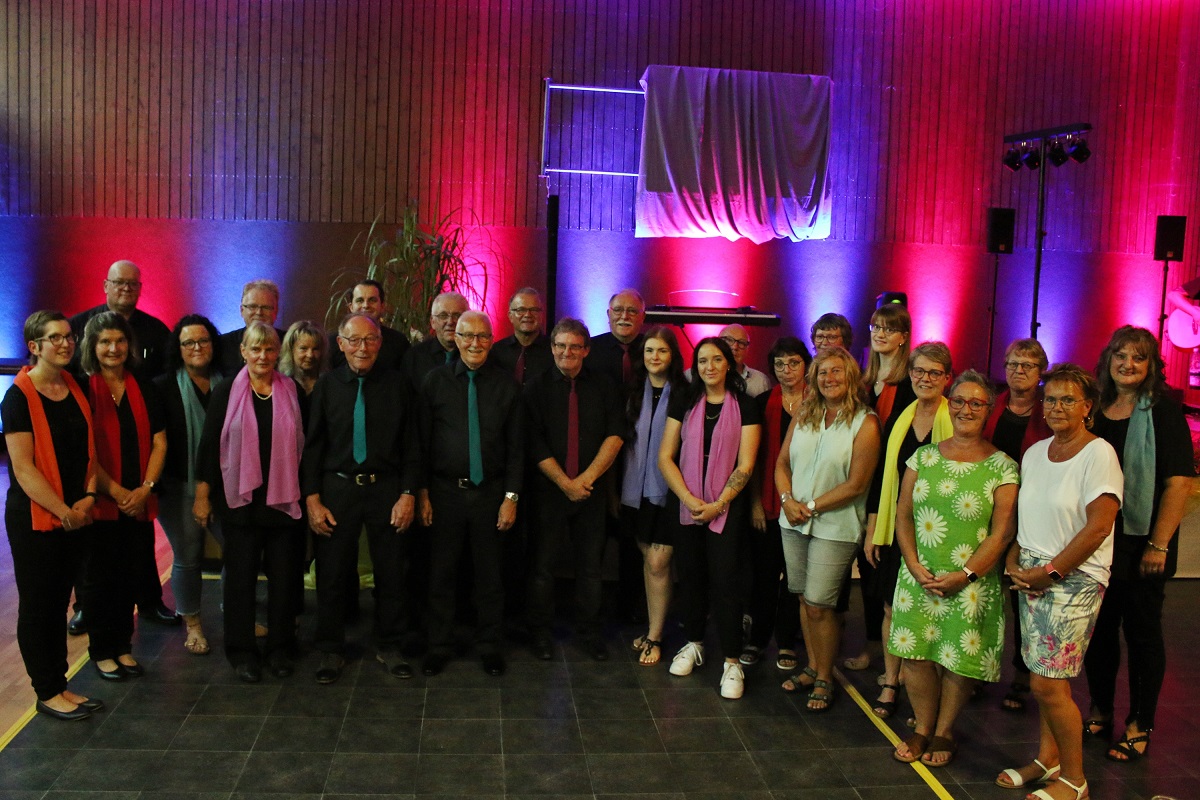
[{"left": 159, "top": 478, "right": 223, "bottom": 616}]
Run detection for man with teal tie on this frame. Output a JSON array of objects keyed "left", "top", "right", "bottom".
[
  {"left": 303, "top": 313, "right": 420, "bottom": 685},
  {"left": 417, "top": 311, "right": 524, "bottom": 677}
]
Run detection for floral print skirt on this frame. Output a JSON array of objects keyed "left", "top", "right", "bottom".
[{"left": 1018, "top": 548, "right": 1105, "bottom": 679}]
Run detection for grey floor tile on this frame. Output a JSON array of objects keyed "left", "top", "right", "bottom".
[
  {"left": 346, "top": 686, "right": 426, "bottom": 718},
  {"left": 232, "top": 751, "right": 333, "bottom": 793},
  {"left": 111, "top": 683, "right": 205, "bottom": 716},
  {"left": 573, "top": 688, "right": 652, "bottom": 719},
  {"left": 51, "top": 748, "right": 166, "bottom": 791},
  {"left": 503, "top": 753, "right": 592, "bottom": 794},
  {"left": 731, "top": 715, "right": 820, "bottom": 750},
  {"left": 644, "top": 687, "right": 727, "bottom": 719},
  {"left": 578, "top": 718, "right": 664, "bottom": 754},
  {"left": 586, "top": 753, "right": 678, "bottom": 793},
  {"left": 568, "top": 661, "right": 642, "bottom": 689},
  {"left": 269, "top": 684, "right": 354, "bottom": 717},
  {"left": 323, "top": 752, "right": 419, "bottom": 793},
  {"left": 420, "top": 718, "right": 503, "bottom": 754},
  {"left": 254, "top": 716, "right": 343, "bottom": 752},
  {"left": 830, "top": 744, "right": 929, "bottom": 787},
  {"left": 502, "top": 717, "right": 585, "bottom": 754},
  {"left": 752, "top": 749, "right": 852, "bottom": 790},
  {"left": 423, "top": 687, "right": 501, "bottom": 719},
  {"left": 414, "top": 753, "right": 504, "bottom": 794},
  {"left": 656, "top": 717, "right": 745, "bottom": 752},
  {"left": 145, "top": 749, "right": 249, "bottom": 792},
  {"left": 192, "top": 683, "right": 280, "bottom": 715},
  {"left": 4, "top": 715, "right": 97, "bottom": 749},
  {"left": 0, "top": 747, "right": 72, "bottom": 790},
  {"left": 500, "top": 686, "right": 577, "bottom": 719},
  {"left": 169, "top": 715, "right": 264, "bottom": 751},
  {"left": 669, "top": 751, "right": 767, "bottom": 792},
  {"left": 336, "top": 716, "right": 422, "bottom": 753},
  {"left": 84, "top": 713, "right": 187, "bottom": 749}
]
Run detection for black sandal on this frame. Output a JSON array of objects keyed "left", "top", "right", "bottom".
[
  {"left": 637, "top": 638, "right": 662, "bottom": 667},
  {"left": 873, "top": 683, "right": 900, "bottom": 719},
  {"left": 1001, "top": 681, "right": 1029, "bottom": 712},
  {"left": 1107, "top": 732, "right": 1151, "bottom": 762},
  {"left": 782, "top": 666, "right": 817, "bottom": 694},
  {"left": 1083, "top": 716, "right": 1113, "bottom": 739}
]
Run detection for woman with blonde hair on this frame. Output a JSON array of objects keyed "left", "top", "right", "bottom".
[{"left": 279, "top": 320, "right": 327, "bottom": 396}]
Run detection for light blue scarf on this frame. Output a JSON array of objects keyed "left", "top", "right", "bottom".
[
  {"left": 620, "top": 380, "right": 671, "bottom": 508},
  {"left": 177, "top": 368, "right": 220, "bottom": 492},
  {"left": 1122, "top": 394, "right": 1156, "bottom": 536}
]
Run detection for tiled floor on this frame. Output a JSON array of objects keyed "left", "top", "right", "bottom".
[{"left": 1, "top": 572, "right": 1198, "bottom": 799}]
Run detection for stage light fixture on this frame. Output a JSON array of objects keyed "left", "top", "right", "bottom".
[
  {"left": 1069, "top": 138, "right": 1091, "bottom": 163},
  {"left": 1022, "top": 146, "right": 1041, "bottom": 170},
  {"left": 1047, "top": 140, "right": 1069, "bottom": 167},
  {"left": 1002, "top": 146, "right": 1023, "bottom": 172}
]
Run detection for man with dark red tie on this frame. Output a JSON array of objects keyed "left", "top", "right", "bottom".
[
  {"left": 587, "top": 288, "right": 646, "bottom": 387},
  {"left": 491, "top": 287, "right": 553, "bottom": 386},
  {"left": 523, "top": 318, "right": 625, "bottom": 661}
]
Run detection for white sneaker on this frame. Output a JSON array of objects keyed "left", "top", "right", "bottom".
[
  {"left": 720, "top": 662, "right": 745, "bottom": 699},
  {"left": 669, "top": 641, "right": 705, "bottom": 676}
]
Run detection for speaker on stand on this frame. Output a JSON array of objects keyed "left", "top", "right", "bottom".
[
  {"left": 985, "top": 208, "right": 1016, "bottom": 374},
  {"left": 1155, "top": 215, "right": 1186, "bottom": 342}
]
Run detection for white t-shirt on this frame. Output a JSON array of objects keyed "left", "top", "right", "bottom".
[{"left": 1017, "top": 437, "right": 1124, "bottom": 585}]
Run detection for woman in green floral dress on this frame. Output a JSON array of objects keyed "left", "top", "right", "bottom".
[{"left": 889, "top": 370, "right": 1020, "bottom": 768}]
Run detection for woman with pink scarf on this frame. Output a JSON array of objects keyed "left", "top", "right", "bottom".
[
  {"left": 658, "top": 337, "right": 761, "bottom": 699},
  {"left": 194, "top": 322, "right": 307, "bottom": 683}
]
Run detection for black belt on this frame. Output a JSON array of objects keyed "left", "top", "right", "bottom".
[
  {"left": 432, "top": 476, "right": 488, "bottom": 490},
  {"left": 334, "top": 471, "right": 389, "bottom": 486}
]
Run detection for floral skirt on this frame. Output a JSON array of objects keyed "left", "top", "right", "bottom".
[{"left": 1018, "top": 549, "right": 1105, "bottom": 679}]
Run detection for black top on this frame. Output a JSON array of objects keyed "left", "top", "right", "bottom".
[
  {"left": 991, "top": 407, "right": 1032, "bottom": 464},
  {"left": 418, "top": 359, "right": 524, "bottom": 491},
  {"left": 2, "top": 384, "right": 91, "bottom": 531},
  {"left": 587, "top": 331, "right": 645, "bottom": 389},
  {"left": 215, "top": 326, "right": 288, "bottom": 376},
  {"left": 196, "top": 375, "right": 308, "bottom": 528},
  {"left": 1093, "top": 396, "right": 1195, "bottom": 579},
  {"left": 153, "top": 371, "right": 213, "bottom": 482},
  {"left": 69, "top": 304, "right": 172, "bottom": 378},
  {"left": 78, "top": 372, "right": 167, "bottom": 489},
  {"left": 667, "top": 391, "right": 762, "bottom": 477},
  {"left": 868, "top": 416, "right": 930, "bottom": 513},
  {"left": 491, "top": 333, "right": 554, "bottom": 386},
  {"left": 328, "top": 324, "right": 411, "bottom": 373},
  {"left": 401, "top": 335, "right": 460, "bottom": 395},
  {"left": 523, "top": 365, "right": 625, "bottom": 495},
  {"left": 301, "top": 364, "right": 420, "bottom": 496},
  {"left": 866, "top": 379, "right": 920, "bottom": 512}
]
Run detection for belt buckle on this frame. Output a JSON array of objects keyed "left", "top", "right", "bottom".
[
  {"left": 457, "top": 478, "right": 474, "bottom": 490},
  {"left": 355, "top": 473, "right": 375, "bottom": 486}
]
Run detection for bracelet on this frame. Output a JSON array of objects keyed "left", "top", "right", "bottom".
[
  {"left": 1147, "top": 541, "right": 1169, "bottom": 553},
  {"left": 85, "top": 491, "right": 100, "bottom": 500}
]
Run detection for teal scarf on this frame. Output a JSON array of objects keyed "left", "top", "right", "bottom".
[
  {"left": 1122, "top": 394, "right": 1155, "bottom": 537},
  {"left": 177, "top": 368, "right": 220, "bottom": 492}
]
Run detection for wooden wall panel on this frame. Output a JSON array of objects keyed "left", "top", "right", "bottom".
[{"left": 0, "top": 0, "right": 1197, "bottom": 262}]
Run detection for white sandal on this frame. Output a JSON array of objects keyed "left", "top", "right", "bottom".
[
  {"left": 995, "top": 758, "right": 1060, "bottom": 789},
  {"left": 1027, "top": 776, "right": 1087, "bottom": 800}
]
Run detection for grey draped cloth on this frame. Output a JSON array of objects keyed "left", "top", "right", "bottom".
[{"left": 635, "top": 65, "right": 832, "bottom": 244}]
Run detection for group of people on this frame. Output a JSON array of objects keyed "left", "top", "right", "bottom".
[{"left": 4, "top": 261, "right": 1193, "bottom": 800}]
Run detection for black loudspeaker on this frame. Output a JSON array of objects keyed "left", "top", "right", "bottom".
[
  {"left": 1154, "top": 215, "right": 1186, "bottom": 261},
  {"left": 986, "top": 208, "right": 1016, "bottom": 254},
  {"left": 546, "top": 195, "right": 560, "bottom": 322}
]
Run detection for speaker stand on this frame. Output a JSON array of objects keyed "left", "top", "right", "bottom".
[{"left": 986, "top": 253, "right": 1001, "bottom": 375}]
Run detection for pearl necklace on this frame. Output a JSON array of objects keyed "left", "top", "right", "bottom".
[{"left": 252, "top": 385, "right": 273, "bottom": 400}]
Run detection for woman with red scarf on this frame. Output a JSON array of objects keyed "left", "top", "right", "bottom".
[
  {"left": 2, "top": 311, "right": 102, "bottom": 720},
  {"left": 658, "top": 337, "right": 761, "bottom": 699},
  {"left": 80, "top": 311, "right": 167, "bottom": 681}
]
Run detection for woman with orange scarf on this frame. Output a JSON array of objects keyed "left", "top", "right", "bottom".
[
  {"left": 80, "top": 312, "right": 168, "bottom": 682},
  {"left": 2, "top": 311, "right": 101, "bottom": 720}
]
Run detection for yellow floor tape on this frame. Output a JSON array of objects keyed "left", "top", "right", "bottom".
[{"left": 835, "top": 669, "right": 960, "bottom": 800}]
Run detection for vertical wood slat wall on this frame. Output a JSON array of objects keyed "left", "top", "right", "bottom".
[{"left": 1, "top": 0, "right": 1198, "bottom": 255}]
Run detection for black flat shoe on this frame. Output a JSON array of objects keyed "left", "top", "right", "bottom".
[
  {"left": 377, "top": 651, "right": 414, "bottom": 679},
  {"left": 68, "top": 610, "right": 87, "bottom": 636},
  {"left": 117, "top": 660, "right": 144, "bottom": 678},
  {"left": 586, "top": 638, "right": 609, "bottom": 662},
  {"left": 267, "top": 651, "right": 295, "bottom": 678},
  {"left": 421, "top": 652, "right": 450, "bottom": 677},
  {"left": 481, "top": 652, "right": 506, "bottom": 677},
  {"left": 35, "top": 700, "right": 92, "bottom": 721},
  {"left": 532, "top": 638, "right": 554, "bottom": 661},
  {"left": 139, "top": 604, "right": 181, "bottom": 625},
  {"left": 76, "top": 697, "right": 105, "bottom": 712},
  {"left": 236, "top": 662, "right": 263, "bottom": 683},
  {"left": 94, "top": 662, "right": 126, "bottom": 682},
  {"left": 315, "top": 654, "right": 346, "bottom": 685}
]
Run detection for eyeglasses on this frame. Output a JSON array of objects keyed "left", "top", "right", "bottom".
[
  {"left": 106, "top": 279, "right": 142, "bottom": 289},
  {"left": 948, "top": 397, "right": 992, "bottom": 412},
  {"left": 1004, "top": 360, "right": 1040, "bottom": 373},
  {"left": 455, "top": 332, "right": 493, "bottom": 343},
  {"left": 339, "top": 335, "right": 381, "bottom": 348},
  {"left": 609, "top": 306, "right": 642, "bottom": 317},
  {"left": 812, "top": 332, "right": 842, "bottom": 345},
  {"left": 773, "top": 358, "right": 806, "bottom": 372},
  {"left": 721, "top": 335, "right": 750, "bottom": 349},
  {"left": 37, "top": 332, "right": 77, "bottom": 346},
  {"left": 180, "top": 338, "right": 212, "bottom": 349},
  {"left": 509, "top": 306, "right": 542, "bottom": 316},
  {"left": 432, "top": 312, "right": 463, "bottom": 323},
  {"left": 870, "top": 324, "right": 905, "bottom": 335},
  {"left": 552, "top": 342, "right": 586, "bottom": 353},
  {"left": 1043, "top": 396, "right": 1081, "bottom": 409},
  {"left": 242, "top": 303, "right": 276, "bottom": 314},
  {"left": 910, "top": 367, "right": 947, "bottom": 380}
]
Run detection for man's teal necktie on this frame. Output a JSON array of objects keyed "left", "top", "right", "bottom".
[
  {"left": 467, "top": 370, "right": 484, "bottom": 485},
  {"left": 353, "top": 376, "right": 367, "bottom": 464}
]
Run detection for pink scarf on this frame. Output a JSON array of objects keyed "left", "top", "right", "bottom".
[
  {"left": 219, "top": 367, "right": 303, "bottom": 519},
  {"left": 678, "top": 394, "right": 742, "bottom": 533}
]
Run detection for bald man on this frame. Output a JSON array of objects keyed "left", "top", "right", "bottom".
[
  {"left": 69, "top": 260, "right": 171, "bottom": 378},
  {"left": 718, "top": 324, "right": 772, "bottom": 397}
]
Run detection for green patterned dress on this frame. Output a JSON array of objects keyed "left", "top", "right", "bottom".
[{"left": 886, "top": 444, "right": 1020, "bottom": 681}]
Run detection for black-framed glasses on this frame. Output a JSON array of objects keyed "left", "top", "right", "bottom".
[
  {"left": 812, "top": 332, "right": 842, "bottom": 344},
  {"left": 180, "top": 338, "right": 212, "bottom": 350},
  {"left": 509, "top": 306, "right": 542, "bottom": 316},
  {"left": 106, "top": 279, "right": 142, "bottom": 289},
  {"left": 721, "top": 335, "right": 750, "bottom": 349},
  {"left": 37, "top": 332, "right": 77, "bottom": 346},
  {"left": 339, "top": 335, "right": 381, "bottom": 348},
  {"left": 773, "top": 358, "right": 806, "bottom": 372},
  {"left": 909, "top": 367, "right": 947, "bottom": 380},
  {"left": 552, "top": 342, "right": 586, "bottom": 353},
  {"left": 1004, "top": 360, "right": 1040, "bottom": 373},
  {"left": 869, "top": 324, "right": 905, "bottom": 335},
  {"left": 242, "top": 303, "right": 276, "bottom": 314},
  {"left": 948, "top": 397, "right": 992, "bottom": 412}
]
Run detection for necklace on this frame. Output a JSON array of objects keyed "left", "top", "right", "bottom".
[
  {"left": 782, "top": 392, "right": 801, "bottom": 413},
  {"left": 252, "top": 385, "right": 273, "bottom": 400}
]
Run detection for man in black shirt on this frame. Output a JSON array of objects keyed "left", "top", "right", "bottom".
[
  {"left": 523, "top": 318, "right": 625, "bottom": 661},
  {"left": 303, "top": 313, "right": 420, "bottom": 684},
  {"left": 417, "top": 312, "right": 523, "bottom": 677},
  {"left": 401, "top": 291, "right": 468, "bottom": 392},
  {"left": 587, "top": 288, "right": 646, "bottom": 387},
  {"left": 216, "top": 279, "right": 287, "bottom": 376},
  {"left": 491, "top": 287, "right": 553, "bottom": 386},
  {"left": 67, "top": 259, "right": 176, "bottom": 632},
  {"left": 329, "top": 280, "right": 411, "bottom": 372}
]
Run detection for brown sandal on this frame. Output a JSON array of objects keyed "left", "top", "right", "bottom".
[
  {"left": 921, "top": 735, "right": 957, "bottom": 768},
  {"left": 893, "top": 733, "right": 929, "bottom": 763},
  {"left": 183, "top": 617, "right": 210, "bottom": 656}
]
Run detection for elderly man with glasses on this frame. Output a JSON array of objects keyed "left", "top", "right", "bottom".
[
  {"left": 492, "top": 287, "right": 554, "bottom": 386},
  {"left": 401, "top": 292, "right": 469, "bottom": 393},
  {"left": 588, "top": 288, "right": 647, "bottom": 388},
  {"left": 217, "top": 279, "right": 287, "bottom": 375}
]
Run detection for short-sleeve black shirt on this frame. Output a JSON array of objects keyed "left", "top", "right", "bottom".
[{"left": 2, "top": 384, "right": 92, "bottom": 531}]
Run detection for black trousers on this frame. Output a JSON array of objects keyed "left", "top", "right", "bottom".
[
  {"left": 674, "top": 502, "right": 745, "bottom": 661},
  {"left": 7, "top": 522, "right": 89, "bottom": 701},
  {"left": 427, "top": 481, "right": 505, "bottom": 654},
  {"left": 72, "top": 503, "right": 163, "bottom": 616},
  {"left": 222, "top": 520, "right": 300, "bottom": 666},
  {"left": 85, "top": 517, "right": 147, "bottom": 662},
  {"left": 1084, "top": 574, "right": 1168, "bottom": 729},
  {"left": 746, "top": 520, "right": 801, "bottom": 652},
  {"left": 526, "top": 492, "right": 606, "bottom": 637},
  {"left": 313, "top": 474, "right": 410, "bottom": 654}
]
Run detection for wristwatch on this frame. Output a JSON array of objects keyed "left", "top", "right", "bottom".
[
  {"left": 504, "top": 492, "right": 520, "bottom": 503},
  {"left": 806, "top": 499, "right": 818, "bottom": 516},
  {"left": 1044, "top": 562, "right": 1064, "bottom": 582},
  {"left": 962, "top": 567, "right": 979, "bottom": 584},
  {"left": 142, "top": 479, "right": 156, "bottom": 489}
]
